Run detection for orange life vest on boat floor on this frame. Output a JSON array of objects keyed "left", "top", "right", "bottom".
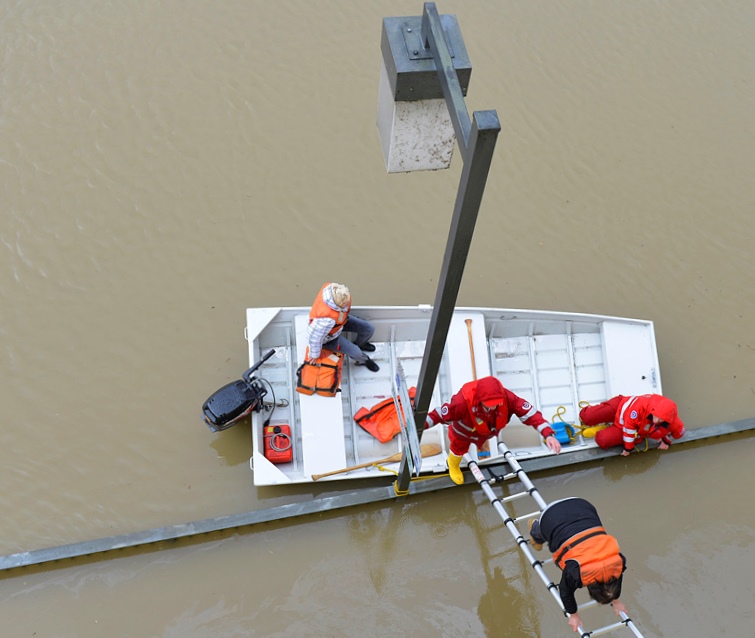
[
  {"left": 296, "top": 348, "right": 344, "bottom": 397},
  {"left": 354, "top": 387, "right": 417, "bottom": 443},
  {"left": 554, "top": 526, "right": 624, "bottom": 585}
]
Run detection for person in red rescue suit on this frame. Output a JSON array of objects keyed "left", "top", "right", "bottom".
[
  {"left": 579, "top": 394, "right": 685, "bottom": 456},
  {"left": 528, "top": 497, "right": 628, "bottom": 633},
  {"left": 306, "top": 282, "right": 380, "bottom": 373},
  {"left": 424, "top": 376, "right": 561, "bottom": 485}
]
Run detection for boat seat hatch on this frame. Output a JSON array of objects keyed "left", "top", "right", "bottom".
[
  {"left": 446, "top": 311, "right": 490, "bottom": 389},
  {"left": 294, "top": 314, "right": 348, "bottom": 477},
  {"left": 601, "top": 321, "right": 660, "bottom": 396}
]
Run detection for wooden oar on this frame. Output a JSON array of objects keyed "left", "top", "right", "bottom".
[
  {"left": 311, "top": 443, "right": 443, "bottom": 481},
  {"left": 467, "top": 318, "right": 491, "bottom": 454},
  {"left": 465, "top": 318, "right": 478, "bottom": 380}
]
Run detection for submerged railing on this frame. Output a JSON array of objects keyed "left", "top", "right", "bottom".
[{"left": 0, "top": 417, "right": 752, "bottom": 575}]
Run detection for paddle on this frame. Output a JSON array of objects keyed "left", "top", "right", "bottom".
[
  {"left": 311, "top": 442, "right": 443, "bottom": 481},
  {"left": 465, "top": 318, "right": 477, "bottom": 380}
]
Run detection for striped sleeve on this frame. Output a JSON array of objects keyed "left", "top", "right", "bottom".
[{"left": 307, "top": 317, "right": 336, "bottom": 359}]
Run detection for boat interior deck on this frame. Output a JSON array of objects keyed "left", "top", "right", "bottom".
[{"left": 246, "top": 307, "right": 660, "bottom": 485}]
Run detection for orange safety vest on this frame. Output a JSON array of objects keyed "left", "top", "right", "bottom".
[
  {"left": 554, "top": 527, "right": 624, "bottom": 585},
  {"left": 354, "top": 388, "right": 417, "bottom": 443},
  {"left": 309, "top": 283, "right": 350, "bottom": 339},
  {"left": 295, "top": 348, "right": 344, "bottom": 397}
]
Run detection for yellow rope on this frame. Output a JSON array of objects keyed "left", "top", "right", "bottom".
[
  {"left": 380, "top": 465, "right": 453, "bottom": 482},
  {"left": 393, "top": 481, "right": 410, "bottom": 497},
  {"left": 394, "top": 471, "right": 455, "bottom": 496},
  {"left": 552, "top": 405, "right": 568, "bottom": 422},
  {"left": 411, "top": 473, "right": 448, "bottom": 483},
  {"left": 550, "top": 403, "right": 610, "bottom": 441},
  {"left": 551, "top": 406, "right": 579, "bottom": 443}
]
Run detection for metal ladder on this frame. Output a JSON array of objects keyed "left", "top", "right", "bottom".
[{"left": 464, "top": 441, "right": 645, "bottom": 637}]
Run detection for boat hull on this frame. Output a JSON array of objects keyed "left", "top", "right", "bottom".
[{"left": 244, "top": 306, "right": 661, "bottom": 486}]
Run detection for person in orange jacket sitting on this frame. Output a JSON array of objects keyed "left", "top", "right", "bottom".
[
  {"left": 528, "top": 497, "right": 628, "bottom": 632},
  {"left": 307, "top": 282, "right": 379, "bottom": 372},
  {"left": 579, "top": 394, "right": 685, "bottom": 456},
  {"left": 425, "top": 376, "right": 561, "bottom": 484}
]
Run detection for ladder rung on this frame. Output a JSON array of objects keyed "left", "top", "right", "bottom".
[
  {"left": 513, "top": 510, "right": 541, "bottom": 522},
  {"left": 577, "top": 599, "right": 599, "bottom": 611},
  {"left": 502, "top": 491, "right": 531, "bottom": 503},
  {"left": 586, "top": 620, "right": 629, "bottom": 636},
  {"left": 487, "top": 471, "right": 517, "bottom": 484}
]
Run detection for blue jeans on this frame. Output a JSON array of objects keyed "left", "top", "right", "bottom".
[{"left": 322, "top": 315, "right": 375, "bottom": 364}]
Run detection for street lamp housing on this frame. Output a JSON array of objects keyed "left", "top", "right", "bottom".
[{"left": 377, "top": 14, "right": 472, "bottom": 173}]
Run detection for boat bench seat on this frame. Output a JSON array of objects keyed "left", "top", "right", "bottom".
[
  {"left": 601, "top": 321, "right": 658, "bottom": 397},
  {"left": 446, "top": 311, "right": 497, "bottom": 457},
  {"left": 446, "top": 311, "right": 491, "bottom": 389},
  {"left": 293, "top": 314, "right": 348, "bottom": 478}
]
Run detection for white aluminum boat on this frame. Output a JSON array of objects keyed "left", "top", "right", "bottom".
[{"left": 244, "top": 306, "right": 661, "bottom": 486}]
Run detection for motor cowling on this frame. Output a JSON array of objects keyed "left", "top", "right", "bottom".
[{"left": 202, "top": 378, "right": 267, "bottom": 432}]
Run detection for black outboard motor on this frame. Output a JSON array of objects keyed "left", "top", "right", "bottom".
[{"left": 202, "top": 349, "right": 275, "bottom": 432}]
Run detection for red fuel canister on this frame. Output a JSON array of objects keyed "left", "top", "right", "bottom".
[{"left": 263, "top": 424, "right": 293, "bottom": 464}]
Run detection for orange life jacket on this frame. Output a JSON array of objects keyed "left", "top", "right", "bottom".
[
  {"left": 554, "top": 526, "right": 624, "bottom": 585},
  {"left": 309, "top": 283, "right": 350, "bottom": 339},
  {"left": 354, "top": 387, "right": 417, "bottom": 443},
  {"left": 295, "top": 348, "right": 344, "bottom": 397}
]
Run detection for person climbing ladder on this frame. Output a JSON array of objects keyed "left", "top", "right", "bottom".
[
  {"left": 465, "top": 439, "right": 645, "bottom": 636},
  {"left": 529, "top": 497, "right": 628, "bottom": 632}
]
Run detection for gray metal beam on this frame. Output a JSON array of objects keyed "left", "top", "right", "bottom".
[
  {"left": 420, "top": 2, "right": 472, "bottom": 154},
  {"left": 409, "top": 110, "right": 500, "bottom": 435},
  {"left": 1, "top": 418, "right": 752, "bottom": 574},
  {"left": 396, "top": 2, "right": 501, "bottom": 493}
]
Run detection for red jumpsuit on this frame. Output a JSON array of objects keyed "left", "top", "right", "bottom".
[
  {"left": 580, "top": 394, "right": 685, "bottom": 452},
  {"left": 426, "top": 376, "right": 555, "bottom": 456}
]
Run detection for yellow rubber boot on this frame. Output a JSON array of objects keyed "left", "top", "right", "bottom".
[
  {"left": 581, "top": 425, "right": 607, "bottom": 439},
  {"left": 447, "top": 453, "right": 464, "bottom": 485}
]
